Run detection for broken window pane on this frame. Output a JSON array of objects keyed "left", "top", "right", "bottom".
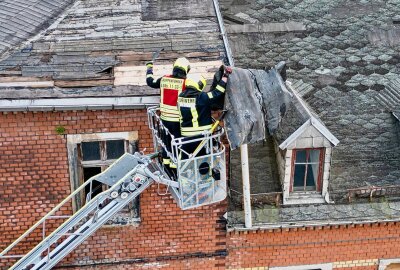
[
  {"left": 106, "top": 140, "right": 125, "bottom": 159},
  {"left": 81, "top": 141, "right": 101, "bottom": 161},
  {"left": 83, "top": 167, "right": 103, "bottom": 200}
]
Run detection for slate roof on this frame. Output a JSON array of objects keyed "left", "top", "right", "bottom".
[
  {"left": 0, "top": 0, "right": 73, "bottom": 59},
  {"left": 0, "top": 0, "right": 225, "bottom": 98},
  {"left": 223, "top": 0, "right": 400, "bottom": 226}
]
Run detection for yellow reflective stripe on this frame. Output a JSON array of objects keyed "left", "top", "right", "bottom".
[
  {"left": 169, "top": 163, "right": 177, "bottom": 168},
  {"left": 160, "top": 115, "right": 180, "bottom": 122},
  {"left": 182, "top": 130, "right": 208, "bottom": 136},
  {"left": 160, "top": 110, "right": 180, "bottom": 118},
  {"left": 207, "top": 92, "right": 213, "bottom": 98},
  {"left": 146, "top": 74, "right": 154, "bottom": 78},
  {"left": 161, "top": 110, "right": 179, "bottom": 115},
  {"left": 216, "top": 84, "right": 225, "bottom": 93},
  {"left": 161, "top": 103, "right": 178, "bottom": 109},
  {"left": 191, "top": 107, "right": 199, "bottom": 128},
  {"left": 160, "top": 105, "right": 179, "bottom": 113},
  {"left": 181, "top": 125, "right": 212, "bottom": 132},
  {"left": 163, "top": 158, "right": 171, "bottom": 165}
]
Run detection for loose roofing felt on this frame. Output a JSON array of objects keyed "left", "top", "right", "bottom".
[{"left": 224, "top": 63, "right": 292, "bottom": 150}]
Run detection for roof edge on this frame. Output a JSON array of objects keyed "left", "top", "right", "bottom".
[
  {"left": 0, "top": 96, "right": 159, "bottom": 112},
  {"left": 227, "top": 217, "right": 400, "bottom": 232}
]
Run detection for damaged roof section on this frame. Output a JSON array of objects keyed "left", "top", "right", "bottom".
[
  {"left": 0, "top": 0, "right": 74, "bottom": 59},
  {"left": 0, "top": 0, "right": 226, "bottom": 100}
]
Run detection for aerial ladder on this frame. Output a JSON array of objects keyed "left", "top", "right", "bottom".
[{"left": 0, "top": 106, "right": 227, "bottom": 270}]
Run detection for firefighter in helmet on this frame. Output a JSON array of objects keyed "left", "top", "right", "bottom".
[
  {"left": 177, "top": 66, "right": 231, "bottom": 159},
  {"left": 146, "top": 57, "right": 191, "bottom": 172}
]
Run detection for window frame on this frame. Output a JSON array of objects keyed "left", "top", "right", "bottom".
[
  {"left": 67, "top": 132, "right": 139, "bottom": 223},
  {"left": 78, "top": 139, "right": 129, "bottom": 202},
  {"left": 379, "top": 258, "right": 400, "bottom": 270},
  {"left": 290, "top": 148, "right": 325, "bottom": 193}
]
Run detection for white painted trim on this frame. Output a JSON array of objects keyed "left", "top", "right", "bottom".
[
  {"left": 278, "top": 117, "right": 339, "bottom": 150},
  {"left": 393, "top": 111, "right": 400, "bottom": 121},
  {"left": 0, "top": 96, "right": 160, "bottom": 112},
  {"left": 279, "top": 119, "right": 311, "bottom": 149},
  {"left": 67, "top": 132, "right": 139, "bottom": 145},
  {"left": 379, "top": 258, "right": 400, "bottom": 270},
  {"left": 270, "top": 263, "right": 333, "bottom": 270},
  {"left": 311, "top": 117, "right": 339, "bottom": 146},
  {"left": 241, "top": 144, "right": 252, "bottom": 228},
  {"left": 284, "top": 195, "right": 326, "bottom": 205},
  {"left": 280, "top": 82, "right": 339, "bottom": 150}
]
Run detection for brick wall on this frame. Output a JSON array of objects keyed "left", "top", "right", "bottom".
[
  {"left": 226, "top": 222, "right": 400, "bottom": 269},
  {"left": 0, "top": 109, "right": 227, "bottom": 269}
]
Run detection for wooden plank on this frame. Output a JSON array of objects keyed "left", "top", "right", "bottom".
[
  {"left": 114, "top": 60, "right": 223, "bottom": 86},
  {"left": 117, "top": 51, "right": 221, "bottom": 63},
  {"left": 0, "top": 81, "right": 55, "bottom": 88},
  {"left": 54, "top": 78, "right": 114, "bottom": 88},
  {"left": 0, "top": 76, "right": 52, "bottom": 82}
]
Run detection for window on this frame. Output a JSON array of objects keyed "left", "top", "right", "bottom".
[
  {"left": 291, "top": 148, "right": 324, "bottom": 192},
  {"left": 67, "top": 132, "right": 139, "bottom": 224},
  {"left": 379, "top": 259, "right": 400, "bottom": 270}
]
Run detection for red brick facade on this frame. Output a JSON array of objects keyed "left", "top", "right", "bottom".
[
  {"left": 227, "top": 222, "right": 400, "bottom": 269},
  {"left": 1, "top": 109, "right": 400, "bottom": 270},
  {"left": 0, "top": 109, "right": 227, "bottom": 269}
]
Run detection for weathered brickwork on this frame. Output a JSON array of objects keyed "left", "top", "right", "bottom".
[
  {"left": 226, "top": 222, "right": 400, "bottom": 269},
  {"left": 0, "top": 109, "right": 227, "bottom": 269}
]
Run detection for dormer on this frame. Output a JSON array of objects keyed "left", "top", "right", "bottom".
[{"left": 274, "top": 82, "right": 339, "bottom": 205}]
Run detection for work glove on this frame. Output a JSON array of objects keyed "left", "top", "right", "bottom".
[
  {"left": 146, "top": 61, "right": 153, "bottom": 69},
  {"left": 223, "top": 66, "right": 232, "bottom": 77}
]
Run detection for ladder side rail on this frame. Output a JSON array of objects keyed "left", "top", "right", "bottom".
[
  {"left": 0, "top": 177, "right": 97, "bottom": 258},
  {"left": 35, "top": 179, "right": 154, "bottom": 270},
  {"left": 147, "top": 106, "right": 159, "bottom": 150},
  {"left": 31, "top": 200, "right": 120, "bottom": 270},
  {"left": 9, "top": 162, "right": 142, "bottom": 270},
  {"left": 10, "top": 192, "right": 111, "bottom": 270},
  {"left": 1, "top": 153, "right": 133, "bottom": 259}
]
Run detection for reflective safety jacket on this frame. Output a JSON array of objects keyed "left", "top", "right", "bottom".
[
  {"left": 177, "top": 79, "right": 227, "bottom": 137},
  {"left": 147, "top": 70, "right": 186, "bottom": 122}
]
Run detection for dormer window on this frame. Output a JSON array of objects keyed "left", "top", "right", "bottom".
[{"left": 277, "top": 117, "right": 338, "bottom": 205}]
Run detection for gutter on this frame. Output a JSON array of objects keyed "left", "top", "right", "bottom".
[{"left": 0, "top": 96, "right": 159, "bottom": 112}]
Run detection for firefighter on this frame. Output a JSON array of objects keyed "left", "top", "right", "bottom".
[
  {"left": 146, "top": 57, "right": 191, "bottom": 172},
  {"left": 177, "top": 66, "right": 231, "bottom": 159}
]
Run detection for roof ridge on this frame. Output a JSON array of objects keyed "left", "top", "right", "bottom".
[{"left": 0, "top": 0, "right": 78, "bottom": 62}]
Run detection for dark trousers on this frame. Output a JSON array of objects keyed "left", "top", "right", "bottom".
[
  {"left": 181, "top": 135, "right": 207, "bottom": 160},
  {"left": 161, "top": 120, "right": 180, "bottom": 165}
]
